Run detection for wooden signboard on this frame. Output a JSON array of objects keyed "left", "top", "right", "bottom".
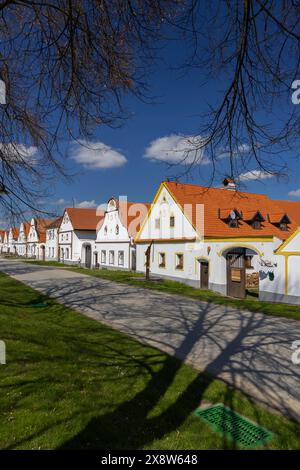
[{"left": 231, "top": 268, "right": 241, "bottom": 282}]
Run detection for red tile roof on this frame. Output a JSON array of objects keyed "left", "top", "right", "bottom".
[
  {"left": 163, "top": 181, "right": 299, "bottom": 240},
  {"left": 65, "top": 208, "right": 103, "bottom": 230}
]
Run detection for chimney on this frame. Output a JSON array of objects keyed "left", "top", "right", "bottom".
[{"left": 223, "top": 177, "right": 236, "bottom": 190}]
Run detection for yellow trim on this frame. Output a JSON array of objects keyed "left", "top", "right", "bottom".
[
  {"left": 216, "top": 244, "right": 264, "bottom": 258},
  {"left": 205, "top": 237, "right": 272, "bottom": 243},
  {"left": 284, "top": 254, "right": 289, "bottom": 295},
  {"left": 134, "top": 183, "right": 164, "bottom": 243},
  {"left": 158, "top": 251, "right": 166, "bottom": 269},
  {"left": 134, "top": 182, "right": 200, "bottom": 243},
  {"left": 175, "top": 252, "right": 184, "bottom": 270},
  {"left": 275, "top": 227, "right": 300, "bottom": 254}
]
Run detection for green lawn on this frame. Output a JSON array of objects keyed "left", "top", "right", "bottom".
[
  {"left": 22, "top": 259, "right": 300, "bottom": 321},
  {"left": 1, "top": 271, "right": 300, "bottom": 450}
]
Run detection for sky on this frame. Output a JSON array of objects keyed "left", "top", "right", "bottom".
[{"left": 4, "top": 31, "right": 300, "bottom": 221}]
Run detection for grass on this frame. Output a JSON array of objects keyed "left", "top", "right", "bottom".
[
  {"left": 22, "top": 259, "right": 300, "bottom": 321},
  {"left": 0, "top": 271, "right": 300, "bottom": 450}
]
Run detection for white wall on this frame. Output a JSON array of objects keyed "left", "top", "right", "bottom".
[
  {"left": 95, "top": 199, "right": 134, "bottom": 270},
  {"left": 46, "top": 228, "right": 59, "bottom": 260}
]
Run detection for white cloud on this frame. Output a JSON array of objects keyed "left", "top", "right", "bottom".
[
  {"left": 0, "top": 143, "right": 38, "bottom": 164},
  {"left": 218, "top": 143, "right": 251, "bottom": 159},
  {"left": 288, "top": 189, "right": 300, "bottom": 197},
  {"left": 76, "top": 199, "right": 98, "bottom": 209},
  {"left": 72, "top": 140, "right": 127, "bottom": 169},
  {"left": 238, "top": 170, "right": 275, "bottom": 181},
  {"left": 144, "top": 134, "right": 209, "bottom": 165}
]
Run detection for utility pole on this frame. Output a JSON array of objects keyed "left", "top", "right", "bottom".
[{"left": 145, "top": 240, "right": 153, "bottom": 281}]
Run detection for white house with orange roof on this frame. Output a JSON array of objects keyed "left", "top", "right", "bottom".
[
  {"left": 58, "top": 208, "right": 102, "bottom": 266},
  {"left": 95, "top": 197, "right": 149, "bottom": 271},
  {"left": 8, "top": 227, "right": 19, "bottom": 254},
  {"left": 16, "top": 221, "right": 31, "bottom": 256},
  {"left": 45, "top": 217, "right": 62, "bottom": 261},
  {"left": 135, "top": 180, "right": 299, "bottom": 299},
  {"left": 27, "top": 218, "right": 52, "bottom": 260}
]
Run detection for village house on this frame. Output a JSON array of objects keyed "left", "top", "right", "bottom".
[
  {"left": 8, "top": 227, "right": 19, "bottom": 255},
  {"left": 45, "top": 217, "right": 62, "bottom": 261},
  {"left": 58, "top": 208, "right": 102, "bottom": 267},
  {"left": 95, "top": 197, "right": 149, "bottom": 271},
  {"left": 27, "top": 218, "right": 52, "bottom": 260},
  {"left": 135, "top": 180, "right": 299, "bottom": 299},
  {"left": 16, "top": 221, "right": 31, "bottom": 257},
  {"left": 1, "top": 231, "right": 9, "bottom": 253},
  {"left": 0, "top": 230, "right": 6, "bottom": 254}
]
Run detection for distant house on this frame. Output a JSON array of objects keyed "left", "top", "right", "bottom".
[
  {"left": 45, "top": 217, "right": 62, "bottom": 261},
  {"left": 95, "top": 197, "right": 149, "bottom": 271},
  {"left": 27, "top": 218, "right": 53, "bottom": 259},
  {"left": 17, "top": 221, "right": 31, "bottom": 257},
  {"left": 1, "top": 231, "right": 9, "bottom": 253},
  {"left": 58, "top": 208, "right": 102, "bottom": 267},
  {"left": 8, "top": 227, "right": 19, "bottom": 255},
  {"left": 135, "top": 181, "right": 299, "bottom": 299},
  {"left": 0, "top": 230, "right": 6, "bottom": 254}
]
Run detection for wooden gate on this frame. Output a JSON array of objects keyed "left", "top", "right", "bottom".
[
  {"left": 226, "top": 249, "right": 246, "bottom": 298},
  {"left": 200, "top": 261, "right": 209, "bottom": 289}
]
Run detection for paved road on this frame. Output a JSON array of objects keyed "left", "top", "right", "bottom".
[{"left": 1, "top": 259, "right": 300, "bottom": 421}]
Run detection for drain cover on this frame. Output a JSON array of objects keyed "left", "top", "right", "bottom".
[
  {"left": 32, "top": 302, "right": 48, "bottom": 308},
  {"left": 195, "top": 404, "right": 272, "bottom": 448}
]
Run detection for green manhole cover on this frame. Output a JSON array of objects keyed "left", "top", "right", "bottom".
[
  {"left": 195, "top": 404, "right": 273, "bottom": 448},
  {"left": 32, "top": 302, "right": 48, "bottom": 308}
]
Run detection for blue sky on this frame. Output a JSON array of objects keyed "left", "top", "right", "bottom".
[{"left": 37, "top": 40, "right": 300, "bottom": 214}]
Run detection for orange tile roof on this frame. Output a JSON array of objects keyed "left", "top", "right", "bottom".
[
  {"left": 11, "top": 227, "right": 19, "bottom": 239},
  {"left": 23, "top": 221, "right": 31, "bottom": 237},
  {"left": 275, "top": 200, "right": 300, "bottom": 225},
  {"left": 65, "top": 208, "right": 103, "bottom": 230},
  {"left": 164, "top": 181, "right": 299, "bottom": 240},
  {"left": 45, "top": 216, "right": 62, "bottom": 229}
]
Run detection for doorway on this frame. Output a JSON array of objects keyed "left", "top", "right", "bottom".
[
  {"left": 226, "top": 249, "right": 246, "bottom": 298},
  {"left": 200, "top": 261, "right": 209, "bottom": 289},
  {"left": 85, "top": 245, "right": 91, "bottom": 268}
]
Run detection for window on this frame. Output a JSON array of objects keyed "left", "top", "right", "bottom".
[
  {"left": 245, "top": 255, "right": 253, "bottom": 269},
  {"left": 280, "top": 222, "right": 288, "bottom": 231},
  {"left": 52, "top": 247, "right": 54, "bottom": 257},
  {"left": 155, "top": 218, "right": 160, "bottom": 229},
  {"left": 252, "top": 220, "right": 261, "bottom": 230},
  {"left": 66, "top": 248, "right": 69, "bottom": 259},
  {"left": 175, "top": 253, "right": 184, "bottom": 270},
  {"left": 101, "top": 250, "right": 106, "bottom": 264},
  {"left": 118, "top": 251, "right": 124, "bottom": 266},
  {"left": 170, "top": 216, "right": 175, "bottom": 228},
  {"left": 104, "top": 226, "right": 108, "bottom": 235},
  {"left": 228, "top": 218, "right": 238, "bottom": 228},
  {"left": 109, "top": 250, "right": 115, "bottom": 265},
  {"left": 158, "top": 252, "right": 166, "bottom": 268},
  {"left": 115, "top": 225, "right": 119, "bottom": 235}
]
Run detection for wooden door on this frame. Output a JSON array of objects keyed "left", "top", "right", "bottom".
[
  {"left": 85, "top": 245, "right": 91, "bottom": 268},
  {"left": 226, "top": 250, "right": 246, "bottom": 298},
  {"left": 131, "top": 250, "right": 136, "bottom": 271},
  {"left": 200, "top": 261, "right": 209, "bottom": 289}
]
